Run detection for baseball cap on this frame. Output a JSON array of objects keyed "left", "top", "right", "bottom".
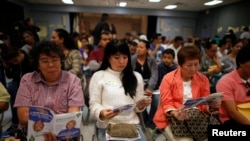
[{"left": 139, "top": 35, "right": 148, "bottom": 41}]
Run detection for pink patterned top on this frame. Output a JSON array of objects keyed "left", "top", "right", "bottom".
[{"left": 14, "top": 71, "right": 85, "bottom": 114}]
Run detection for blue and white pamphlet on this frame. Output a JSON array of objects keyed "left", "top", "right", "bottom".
[
  {"left": 181, "top": 92, "right": 223, "bottom": 110},
  {"left": 27, "top": 106, "right": 82, "bottom": 141},
  {"left": 112, "top": 96, "right": 151, "bottom": 114}
]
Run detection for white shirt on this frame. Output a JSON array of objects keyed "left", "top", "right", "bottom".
[
  {"left": 89, "top": 68, "right": 145, "bottom": 128},
  {"left": 183, "top": 80, "right": 192, "bottom": 103}
]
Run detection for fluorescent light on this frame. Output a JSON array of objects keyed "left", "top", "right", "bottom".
[
  {"left": 149, "top": 0, "right": 161, "bottom": 2},
  {"left": 164, "top": 5, "right": 177, "bottom": 9},
  {"left": 204, "top": 0, "right": 223, "bottom": 6},
  {"left": 118, "top": 2, "right": 127, "bottom": 7},
  {"left": 62, "top": 0, "right": 74, "bottom": 4}
]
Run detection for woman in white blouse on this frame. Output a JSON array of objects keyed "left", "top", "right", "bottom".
[{"left": 89, "top": 39, "right": 151, "bottom": 141}]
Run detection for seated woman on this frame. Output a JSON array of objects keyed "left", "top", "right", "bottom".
[
  {"left": 131, "top": 38, "right": 158, "bottom": 130},
  {"left": 89, "top": 39, "right": 151, "bottom": 141},
  {"left": 221, "top": 39, "right": 243, "bottom": 74},
  {"left": 153, "top": 45, "right": 220, "bottom": 141},
  {"left": 217, "top": 46, "right": 250, "bottom": 125},
  {"left": 200, "top": 40, "right": 222, "bottom": 93},
  {"left": 13, "top": 41, "right": 85, "bottom": 140}
]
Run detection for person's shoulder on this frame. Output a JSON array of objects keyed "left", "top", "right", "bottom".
[
  {"left": 22, "top": 71, "right": 36, "bottom": 78},
  {"left": 91, "top": 70, "right": 106, "bottom": 79},
  {"left": 62, "top": 70, "right": 78, "bottom": 78},
  {"left": 20, "top": 71, "right": 37, "bottom": 83},
  {"left": 218, "top": 70, "right": 235, "bottom": 81},
  {"left": 69, "top": 49, "right": 80, "bottom": 54},
  {"left": 157, "top": 62, "right": 165, "bottom": 68},
  {"left": 133, "top": 71, "right": 143, "bottom": 81}
]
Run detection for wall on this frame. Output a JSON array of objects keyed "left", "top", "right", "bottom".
[
  {"left": 29, "top": 11, "right": 70, "bottom": 40},
  {"left": 157, "top": 17, "right": 196, "bottom": 39},
  {"left": 197, "top": 0, "right": 250, "bottom": 39},
  {"left": 10, "top": 0, "right": 250, "bottom": 41},
  {"left": 72, "top": 13, "right": 147, "bottom": 39},
  {"left": 11, "top": 2, "right": 198, "bottom": 40}
]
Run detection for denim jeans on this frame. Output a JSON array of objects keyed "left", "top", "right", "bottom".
[{"left": 97, "top": 124, "right": 146, "bottom": 141}]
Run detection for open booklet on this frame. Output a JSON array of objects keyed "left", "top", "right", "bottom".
[
  {"left": 27, "top": 106, "right": 82, "bottom": 141},
  {"left": 181, "top": 92, "right": 223, "bottom": 110},
  {"left": 112, "top": 96, "right": 151, "bottom": 114}
]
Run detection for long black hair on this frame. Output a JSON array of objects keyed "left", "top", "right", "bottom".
[
  {"left": 99, "top": 39, "right": 137, "bottom": 98},
  {"left": 54, "top": 28, "right": 78, "bottom": 50}
]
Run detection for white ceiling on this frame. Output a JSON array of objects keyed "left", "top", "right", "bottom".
[{"left": 23, "top": 0, "right": 242, "bottom": 12}]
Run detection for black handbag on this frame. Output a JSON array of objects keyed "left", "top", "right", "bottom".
[{"left": 167, "top": 108, "right": 220, "bottom": 141}]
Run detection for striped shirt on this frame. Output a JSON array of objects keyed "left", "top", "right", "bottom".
[{"left": 14, "top": 71, "right": 85, "bottom": 114}]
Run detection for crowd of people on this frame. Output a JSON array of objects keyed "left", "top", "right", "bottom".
[{"left": 0, "top": 13, "right": 250, "bottom": 141}]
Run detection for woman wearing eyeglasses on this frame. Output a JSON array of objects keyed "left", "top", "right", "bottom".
[
  {"left": 13, "top": 41, "right": 84, "bottom": 141},
  {"left": 216, "top": 46, "right": 250, "bottom": 125}
]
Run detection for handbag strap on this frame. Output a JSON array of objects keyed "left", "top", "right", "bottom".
[{"left": 183, "top": 111, "right": 210, "bottom": 141}]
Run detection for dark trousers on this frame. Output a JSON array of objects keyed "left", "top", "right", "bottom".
[{"left": 143, "top": 94, "right": 159, "bottom": 129}]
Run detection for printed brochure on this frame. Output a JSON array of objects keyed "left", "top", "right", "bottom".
[
  {"left": 112, "top": 96, "right": 151, "bottom": 114},
  {"left": 181, "top": 92, "right": 223, "bottom": 110},
  {"left": 27, "top": 106, "right": 82, "bottom": 141}
]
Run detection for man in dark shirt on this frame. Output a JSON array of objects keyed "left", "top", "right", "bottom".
[{"left": 92, "top": 13, "right": 111, "bottom": 46}]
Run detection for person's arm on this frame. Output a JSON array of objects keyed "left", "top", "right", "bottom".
[
  {"left": 14, "top": 74, "right": 33, "bottom": 126},
  {"left": 223, "top": 100, "right": 250, "bottom": 125},
  {"left": 148, "top": 44, "right": 160, "bottom": 57},
  {"left": 0, "top": 82, "right": 10, "bottom": 112},
  {"left": 160, "top": 73, "right": 176, "bottom": 114},
  {"left": 213, "top": 55, "right": 222, "bottom": 73},
  {"left": 0, "top": 102, "right": 8, "bottom": 112},
  {"left": 67, "top": 50, "right": 83, "bottom": 77},
  {"left": 147, "top": 56, "right": 158, "bottom": 92},
  {"left": 68, "top": 107, "right": 80, "bottom": 113},
  {"left": 134, "top": 72, "right": 150, "bottom": 112},
  {"left": 89, "top": 72, "right": 105, "bottom": 120},
  {"left": 17, "top": 107, "right": 29, "bottom": 125},
  {"left": 68, "top": 75, "right": 85, "bottom": 110},
  {"left": 216, "top": 75, "right": 250, "bottom": 124}
]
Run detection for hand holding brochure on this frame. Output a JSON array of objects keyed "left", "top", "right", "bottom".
[
  {"left": 181, "top": 92, "right": 223, "bottom": 110},
  {"left": 27, "top": 106, "right": 82, "bottom": 141},
  {"left": 112, "top": 96, "right": 151, "bottom": 113}
]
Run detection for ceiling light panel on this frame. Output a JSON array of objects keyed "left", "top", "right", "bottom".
[
  {"left": 149, "top": 0, "right": 161, "bottom": 2},
  {"left": 164, "top": 5, "right": 177, "bottom": 9},
  {"left": 204, "top": 0, "right": 223, "bottom": 6}
]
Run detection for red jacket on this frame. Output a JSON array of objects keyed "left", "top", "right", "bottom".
[{"left": 153, "top": 68, "right": 210, "bottom": 129}]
